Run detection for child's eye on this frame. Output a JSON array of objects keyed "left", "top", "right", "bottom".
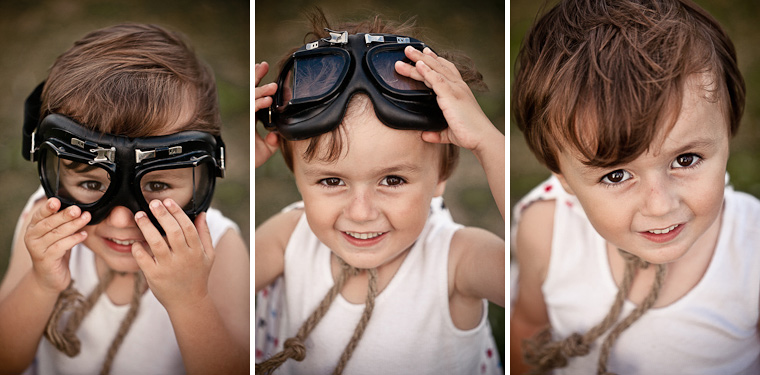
[
  {"left": 80, "top": 181, "right": 107, "bottom": 192},
  {"left": 380, "top": 175, "right": 406, "bottom": 187},
  {"left": 671, "top": 153, "right": 702, "bottom": 168},
  {"left": 600, "top": 169, "right": 631, "bottom": 185},
  {"left": 143, "top": 181, "right": 170, "bottom": 192},
  {"left": 319, "top": 178, "right": 345, "bottom": 187}
]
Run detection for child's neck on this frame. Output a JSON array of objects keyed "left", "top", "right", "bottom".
[
  {"left": 607, "top": 204, "right": 723, "bottom": 309},
  {"left": 330, "top": 246, "right": 412, "bottom": 305},
  {"left": 94, "top": 257, "right": 148, "bottom": 306}
]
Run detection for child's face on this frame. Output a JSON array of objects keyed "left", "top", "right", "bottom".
[
  {"left": 76, "top": 120, "right": 195, "bottom": 273},
  {"left": 291, "top": 105, "right": 446, "bottom": 270},
  {"left": 555, "top": 75, "right": 730, "bottom": 265}
]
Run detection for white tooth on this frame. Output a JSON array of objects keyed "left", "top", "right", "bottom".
[
  {"left": 111, "top": 238, "right": 136, "bottom": 246},
  {"left": 649, "top": 225, "right": 678, "bottom": 235},
  {"left": 346, "top": 232, "right": 382, "bottom": 240}
]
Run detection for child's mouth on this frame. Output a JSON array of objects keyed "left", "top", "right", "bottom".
[
  {"left": 639, "top": 223, "right": 684, "bottom": 243},
  {"left": 647, "top": 224, "right": 679, "bottom": 234},
  {"left": 341, "top": 231, "right": 388, "bottom": 247},
  {"left": 344, "top": 231, "right": 385, "bottom": 240}
]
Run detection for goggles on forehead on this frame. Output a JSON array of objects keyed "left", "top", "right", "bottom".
[
  {"left": 22, "top": 83, "right": 226, "bottom": 231},
  {"left": 257, "top": 30, "right": 447, "bottom": 140}
]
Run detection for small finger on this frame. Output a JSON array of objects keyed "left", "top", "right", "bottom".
[
  {"left": 255, "top": 61, "right": 270, "bottom": 86},
  {"left": 255, "top": 95, "right": 274, "bottom": 112},
  {"left": 135, "top": 210, "right": 171, "bottom": 261},
  {"left": 255, "top": 82, "right": 277, "bottom": 100},
  {"left": 421, "top": 131, "right": 446, "bottom": 144},
  {"left": 131, "top": 241, "right": 157, "bottom": 274},
  {"left": 47, "top": 230, "right": 89, "bottom": 256},
  {"left": 149, "top": 200, "right": 189, "bottom": 251},
  {"left": 163, "top": 199, "right": 201, "bottom": 252},
  {"left": 194, "top": 212, "right": 215, "bottom": 261}
]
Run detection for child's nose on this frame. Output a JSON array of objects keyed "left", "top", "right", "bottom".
[
  {"left": 641, "top": 177, "right": 680, "bottom": 217},
  {"left": 104, "top": 206, "right": 138, "bottom": 228},
  {"left": 345, "top": 188, "right": 379, "bottom": 223}
]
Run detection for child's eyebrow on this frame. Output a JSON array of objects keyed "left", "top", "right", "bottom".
[
  {"left": 660, "top": 137, "right": 719, "bottom": 156},
  {"left": 300, "top": 163, "right": 423, "bottom": 177}
]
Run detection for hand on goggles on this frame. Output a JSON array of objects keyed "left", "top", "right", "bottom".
[
  {"left": 24, "top": 112, "right": 225, "bottom": 233},
  {"left": 255, "top": 61, "right": 280, "bottom": 168},
  {"left": 256, "top": 30, "right": 448, "bottom": 140},
  {"left": 395, "top": 45, "right": 497, "bottom": 153}
]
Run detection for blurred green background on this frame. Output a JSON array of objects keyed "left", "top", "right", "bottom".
[
  {"left": 0, "top": 1, "right": 249, "bottom": 281},
  {"left": 511, "top": 0, "right": 760, "bottom": 217},
  {"left": 254, "top": 0, "right": 506, "bottom": 369}
]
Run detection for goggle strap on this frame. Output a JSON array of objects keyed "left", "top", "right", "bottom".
[{"left": 23, "top": 81, "right": 45, "bottom": 162}]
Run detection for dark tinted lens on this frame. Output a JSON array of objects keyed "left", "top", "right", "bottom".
[
  {"left": 139, "top": 163, "right": 212, "bottom": 211},
  {"left": 43, "top": 151, "right": 111, "bottom": 205},
  {"left": 370, "top": 49, "right": 429, "bottom": 92},
  {"left": 281, "top": 54, "right": 346, "bottom": 106}
]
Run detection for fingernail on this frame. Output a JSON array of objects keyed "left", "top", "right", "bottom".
[
  {"left": 68, "top": 206, "right": 80, "bottom": 217},
  {"left": 164, "top": 199, "right": 174, "bottom": 208},
  {"left": 150, "top": 200, "right": 160, "bottom": 209},
  {"left": 135, "top": 211, "right": 146, "bottom": 220}
]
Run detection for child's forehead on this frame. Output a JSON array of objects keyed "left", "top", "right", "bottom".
[{"left": 557, "top": 73, "right": 728, "bottom": 168}]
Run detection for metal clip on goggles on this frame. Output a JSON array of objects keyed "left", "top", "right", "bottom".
[{"left": 257, "top": 30, "right": 447, "bottom": 140}]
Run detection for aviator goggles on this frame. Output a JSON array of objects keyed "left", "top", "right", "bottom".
[
  {"left": 257, "top": 30, "right": 447, "bottom": 140},
  {"left": 22, "top": 84, "right": 226, "bottom": 231}
]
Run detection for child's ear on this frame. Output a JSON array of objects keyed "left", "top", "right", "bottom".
[
  {"left": 434, "top": 180, "right": 447, "bottom": 197},
  {"left": 552, "top": 172, "right": 576, "bottom": 196}
]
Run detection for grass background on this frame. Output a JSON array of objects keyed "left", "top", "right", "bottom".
[
  {"left": 254, "top": 0, "right": 506, "bottom": 368},
  {"left": 0, "top": 1, "right": 249, "bottom": 283},
  {"left": 510, "top": 0, "right": 760, "bottom": 216}
]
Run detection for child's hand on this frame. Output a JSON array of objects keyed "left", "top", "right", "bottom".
[
  {"left": 132, "top": 199, "right": 215, "bottom": 311},
  {"left": 24, "top": 198, "right": 90, "bottom": 293},
  {"left": 395, "top": 46, "right": 501, "bottom": 153},
  {"left": 397, "top": 47, "right": 505, "bottom": 218},
  {"left": 255, "top": 61, "right": 279, "bottom": 168}
]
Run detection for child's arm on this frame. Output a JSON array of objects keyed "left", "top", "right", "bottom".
[
  {"left": 254, "top": 208, "right": 301, "bottom": 292},
  {"left": 510, "top": 200, "right": 555, "bottom": 374},
  {"left": 131, "top": 199, "right": 249, "bottom": 374},
  {"left": 396, "top": 46, "right": 505, "bottom": 218},
  {"left": 0, "top": 198, "right": 91, "bottom": 372}
]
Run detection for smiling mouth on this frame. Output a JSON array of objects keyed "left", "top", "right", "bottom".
[
  {"left": 344, "top": 231, "right": 385, "bottom": 240},
  {"left": 647, "top": 224, "right": 679, "bottom": 235},
  {"left": 109, "top": 238, "right": 138, "bottom": 246}
]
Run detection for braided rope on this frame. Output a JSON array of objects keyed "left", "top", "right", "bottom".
[
  {"left": 44, "top": 270, "right": 146, "bottom": 375},
  {"left": 100, "top": 272, "right": 146, "bottom": 375},
  {"left": 44, "top": 270, "right": 115, "bottom": 357},
  {"left": 256, "top": 258, "right": 379, "bottom": 375},
  {"left": 523, "top": 249, "right": 666, "bottom": 374}
]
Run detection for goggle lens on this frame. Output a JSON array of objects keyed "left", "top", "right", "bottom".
[
  {"left": 43, "top": 152, "right": 110, "bottom": 205},
  {"left": 139, "top": 163, "right": 212, "bottom": 211},
  {"left": 369, "top": 49, "right": 428, "bottom": 92},
  {"left": 42, "top": 151, "right": 213, "bottom": 214},
  {"left": 281, "top": 54, "right": 347, "bottom": 106}
]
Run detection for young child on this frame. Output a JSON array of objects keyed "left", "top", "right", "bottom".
[
  {"left": 0, "top": 24, "right": 249, "bottom": 374},
  {"left": 254, "top": 10, "right": 505, "bottom": 375},
  {"left": 511, "top": 0, "right": 759, "bottom": 374}
]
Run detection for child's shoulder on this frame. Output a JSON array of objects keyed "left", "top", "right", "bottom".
[
  {"left": 255, "top": 204, "right": 305, "bottom": 259},
  {"left": 724, "top": 188, "right": 760, "bottom": 238}
]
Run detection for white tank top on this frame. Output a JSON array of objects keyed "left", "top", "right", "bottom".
[
  {"left": 256, "top": 197, "right": 502, "bottom": 374},
  {"left": 22, "top": 187, "right": 239, "bottom": 375},
  {"left": 513, "top": 176, "right": 760, "bottom": 374}
]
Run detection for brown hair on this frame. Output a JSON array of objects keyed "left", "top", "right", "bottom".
[
  {"left": 276, "top": 7, "right": 487, "bottom": 182},
  {"left": 512, "top": 0, "right": 745, "bottom": 173},
  {"left": 42, "top": 23, "right": 221, "bottom": 137}
]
